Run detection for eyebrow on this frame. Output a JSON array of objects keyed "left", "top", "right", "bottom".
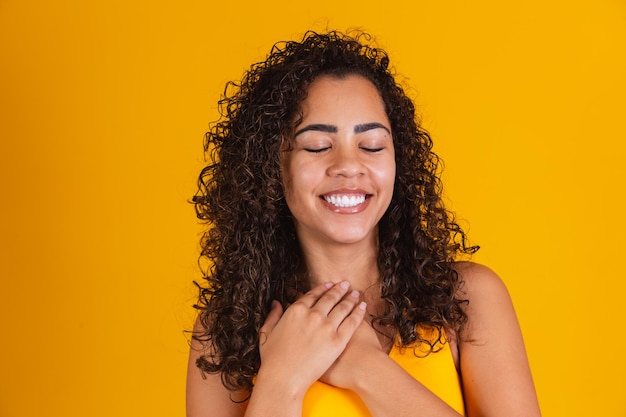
[
  {"left": 294, "top": 122, "right": 390, "bottom": 138},
  {"left": 354, "top": 122, "right": 391, "bottom": 135},
  {"left": 294, "top": 124, "right": 337, "bottom": 137}
]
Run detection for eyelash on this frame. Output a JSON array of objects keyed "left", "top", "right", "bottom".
[
  {"left": 304, "top": 146, "right": 384, "bottom": 153},
  {"left": 361, "top": 147, "right": 383, "bottom": 153},
  {"left": 304, "top": 147, "right": 330, "bottom": 153}
]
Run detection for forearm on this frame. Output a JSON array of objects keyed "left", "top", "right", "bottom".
[
  {"left": 351, "top": 355, "right": 462, "bottom": 417},
  {"left": 244, "top": 370, "right": 306, "bottom": 417}
]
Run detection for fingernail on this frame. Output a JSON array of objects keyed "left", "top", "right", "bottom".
[
  {"left": 339, "top": 281, "right": 350, "bottom": 290},
  {"left": 350, "top": 290, "right": 360, "bottom": 299},
  {"left": 324, "top": 282, "right": 333, "bottom": 289},
  {"left": 358, "top": 301, "right": 367, "bottom": 310}
]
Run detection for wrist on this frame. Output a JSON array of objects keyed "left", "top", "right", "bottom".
[
  {"left": 350, "top": 351, "right": 394, "bottom": 394},
  {"left": 254, "top": 366, "right": 308, "bottom": 402}
]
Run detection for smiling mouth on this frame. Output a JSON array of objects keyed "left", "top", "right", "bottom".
[{"left": 323, "top": 194, "right": 367, "bottom": 208}]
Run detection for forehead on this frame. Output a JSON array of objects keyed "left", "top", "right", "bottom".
[
  {"left": 304, "top": 74, "right": 381, "bottom": 101},
  {"left": 298, "top": 75, "right": 388, "bottom": 122}
]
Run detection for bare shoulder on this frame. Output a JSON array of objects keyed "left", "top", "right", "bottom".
[
  {"left": 453, "top": 261, "right": 517, "bottom": 342},
  {"left": 454, "top": 261, "right": 510, "bottom": 300},
  {"left": 452, "top": 262, "right": 542, "bottom": 416},
  {"left": 186, "top": 318, "right": 249, "bottom": 417}
]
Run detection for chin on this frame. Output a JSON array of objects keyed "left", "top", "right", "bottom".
[{"left": 326, "top": 228, "right": 378, "bottom": 246}]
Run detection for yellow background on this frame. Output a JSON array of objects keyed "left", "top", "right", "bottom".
[{"left": 1, "top": 0, "right": 625, "bottom": 416}]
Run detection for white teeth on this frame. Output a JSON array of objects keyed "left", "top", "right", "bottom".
[{"left": 324, "top": 194, "right": 366, "bottom": 208}]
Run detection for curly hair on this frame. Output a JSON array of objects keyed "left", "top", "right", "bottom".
[{"left": 192, "top": 30, "right": 478, "bottom": 392}]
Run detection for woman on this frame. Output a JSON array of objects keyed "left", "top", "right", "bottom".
[{"left": 187, "top": 31, "right": 541, "bottom": 417}]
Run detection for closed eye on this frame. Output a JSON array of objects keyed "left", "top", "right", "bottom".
[
  {"left": 304, "top": 147, "right": 331, "bottom": 153},
  {"left": 360, "top": 147, "right": 384, "bottom": 153}
]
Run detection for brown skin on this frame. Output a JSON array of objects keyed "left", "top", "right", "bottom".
[
  {"left": 192, "top": 31, "right": 478, "bottom": 393},
  {"left": 187, "top": 263, "right": 541, "bottom": 417},
  {"left": 186, "top": 75, "right": 541, "bottom": 417}
]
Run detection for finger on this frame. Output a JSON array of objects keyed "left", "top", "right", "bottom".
[
  {"left": 337, "top": 301, "right": 367, "bottom": 340},
  {"left": 326, "top": 289, "right": 362, "bottom": 324},
  {"left": 311, "top": 281, "right": 352, "bottom": 314},
  {"left": 295, "top": 282, "right": 334, "bottom": 308},
  {"left": 259, "top": 300, "right": 284, "bottom": 336}
]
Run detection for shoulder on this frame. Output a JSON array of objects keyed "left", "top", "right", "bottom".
[
  {"left": 446, "top": 262, "right": 513, "bottom": 354},
  {"left": 187, "top": 318, "right": 249, "bottom": 417},
  {"left": 451, "top": 263, "right": 542, "bottom": 416},
  {"left": 454, "top": 261, "right": 506, "bottom": 289},
  {"left": 452, "top": 261, "right": 519, "bottom": 344},
  {"left": 454, "top": 261, "right": 512, "bottom": 309}
]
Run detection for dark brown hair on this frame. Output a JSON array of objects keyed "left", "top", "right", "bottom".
[{"left": 192, "top": 30, "right": 477, "bottom": 392}]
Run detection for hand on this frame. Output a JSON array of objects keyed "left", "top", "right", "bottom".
[
  {"left": 319, "top": 319, "right": 388, "bottom": 390},
  {"left": 256, "top": 281, "right": 367, "bottom": 396}
]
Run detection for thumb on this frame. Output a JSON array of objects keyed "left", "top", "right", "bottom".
[{"left": 259, "top": 300, "right": 284, "bottom": 338}]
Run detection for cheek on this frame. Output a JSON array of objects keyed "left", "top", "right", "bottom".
[
  {"left": 280, "top": 175, "right": 297, "bottom": 219},
  {"left": 285, "top": 160, "right": 319, "bottom": 191},
  {"left": 280, "top": 159, "right": 306, "bottom": 211},
  {"left": 378, "top": 160, "right": 396, "bottom": 210},
  {"left": 375, "top": 157, "right": 397, "bottom": 189},
  {"left": 281, "top": 177, "right": 292, "bottom": 203},
  {"left": 387, "top": 161, "right": 397, "bottom": 185},
  {"left": 279, "top": 155, "right": 293, "bottom": 198}
]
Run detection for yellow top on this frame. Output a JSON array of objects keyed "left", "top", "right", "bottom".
[{"left": 302, "top": 329, "right": 465, "bottom": 417}]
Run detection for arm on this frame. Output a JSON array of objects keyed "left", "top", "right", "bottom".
[
  {"left": 186, "top": 321, "right": 250, "bottom": 417},
  {"left": 245, "top": 282, "right": 366, "bottom": 417},
  {"left": 320, "top": 262, "right": 541, "bottom": 417},
  {"left": 456, "top": 262, "right": 541, "bottom": 417},
  {"left": 320, "top": 321, "right": 463, "bottom": 417},
  {"left": 186, "top": 281, "right": 366, "bottom": 417}
]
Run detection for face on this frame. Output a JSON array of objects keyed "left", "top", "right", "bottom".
[{"left": 280, "top": 75, "right": 396, "bottom": 248}]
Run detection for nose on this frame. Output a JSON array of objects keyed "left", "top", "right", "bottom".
[{"left": 326, "top": 145, "right": 365, "bottom": 178}]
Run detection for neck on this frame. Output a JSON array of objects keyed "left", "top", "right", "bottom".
[{"left": 298, "top": 237, "right": 381, "bottom": 294}]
